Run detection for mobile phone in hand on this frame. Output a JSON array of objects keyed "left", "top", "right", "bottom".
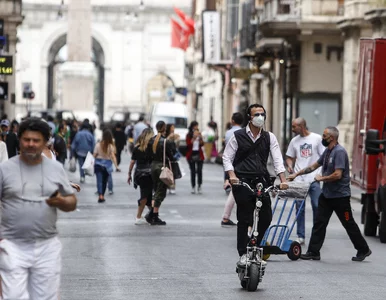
[{"left": 49, "top": 190, "right": 59, "bottom": 198}]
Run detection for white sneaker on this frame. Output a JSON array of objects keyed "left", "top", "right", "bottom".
[
  {"left": 170, "top": 189, "right": 176, "bottom": 195},
  {"left": 197, "top": 186, "right": 202, "bottom": 194},
  {"left": 135, "top": 217, "right": 148, "bottom": 225},
  {"left": 296, "top": 237, "right": 305, "bottom": 245},
  {"left": 191, "top": 187, "right": 196, "bottom": 194}
]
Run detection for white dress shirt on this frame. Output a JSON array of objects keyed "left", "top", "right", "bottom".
[{"left": 222, "top": 125, "right": 286, "bottom": 175}]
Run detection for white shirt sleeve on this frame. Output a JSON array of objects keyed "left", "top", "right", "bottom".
[
  {"left": 0, "top": 142, "right": 8, "bottom": 163},
  {"left": 285, "top": 138, "right": 295, "bottom": 158},
  {"left": 317, "top": 135, "right": 325, "bottom": 156},
  {"left": 269, "top": 132, "right": 286, "bottom": 175},
  {"left": 222, "top": 134, "right": 238, "bottom": 172}
]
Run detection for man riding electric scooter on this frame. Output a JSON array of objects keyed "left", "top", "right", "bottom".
[{"left": 222, "top": 104, "right": 288, "bottom": 267}]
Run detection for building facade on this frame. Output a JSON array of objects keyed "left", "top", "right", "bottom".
[
  {"left": 14, "top": 0, "right": 189, "bottom": 121},
  {"left": 0, "top": 0, "right": 23, "bottom": 119}
]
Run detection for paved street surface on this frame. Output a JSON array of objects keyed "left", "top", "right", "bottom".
[{"left": 59, "top": 153, "right": 386, "bottom": 300}]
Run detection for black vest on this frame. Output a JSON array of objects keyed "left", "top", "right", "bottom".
[{"left": 233, "top": 129, "right": 271, "bottom": 180}]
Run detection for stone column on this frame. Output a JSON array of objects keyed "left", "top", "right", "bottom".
[
  {"left": 336, "top": 26, "right": 361, "bottom": 160},
  {"left": 60, "top": 0, "right": 95, "bottom": 111}
]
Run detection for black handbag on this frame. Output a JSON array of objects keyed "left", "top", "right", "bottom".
[
  {"left": 171, "top": 162, "right": 182, "bottom": 180},
  {"left": 191, "top": 153, "right": 201, "bottom": 162}
]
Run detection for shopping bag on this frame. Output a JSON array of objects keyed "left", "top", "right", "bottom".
[
  {"left": 81, "top": 152, "right": 95, "bottom": 176},
  {"left": 159, "top": 140, "right": 174, "bottom": 187},
  {"left": 160, "top": 166, "right": 174, "bottom": 187},
  {"left": 171, "top": 161, "right": 182, "bottom": 180},
  {"left": 69, "top": 157, "right": 77, "bottom": 173}
]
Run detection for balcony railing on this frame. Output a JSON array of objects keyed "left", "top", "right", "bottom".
[
  {"left": 263, "top": 0, "right": 301, "bottom": 21},
  {"left": 262, "top": 0, "right": 344, "bottom": 22}
]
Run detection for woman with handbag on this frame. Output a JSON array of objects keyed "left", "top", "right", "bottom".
[
  {"left": 186, "top": 121, "right": 204, "bottom": 194},
  {"left": 128, "top": 128, "right": 154, "bottom": 225},
  {"left": 93, "top": 129, "right": 120, "bottom": 203},
  {"left": 146, "top": 121, "right": 175, "bottom": 225},
  {"left": 166, "top": 123, "right": 181, "bottom": 195}
]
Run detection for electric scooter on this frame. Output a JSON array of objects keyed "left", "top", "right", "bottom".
[{"left": 234, "top": 180, "right": 278, "bottom": 291}]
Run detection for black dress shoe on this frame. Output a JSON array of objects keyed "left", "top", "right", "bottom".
[
  {"left": 352, "top": 249, "right": 372, "bottom": 262},
  {"left": 300, "top": 252, "right": 321, "bottom": 260}
]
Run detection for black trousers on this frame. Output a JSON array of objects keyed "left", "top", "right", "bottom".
[
  {"left": 308, "top": 193, "right": 369, "bottom": 255},
  {"left": 188, "top": 160, "right": 203, "bottom": 188},
  {"left": 116, "top": 148, "right": 123, "bottom": 166},
  {"left": 232, "top": 179, "right": 272, "bottom": 256}
]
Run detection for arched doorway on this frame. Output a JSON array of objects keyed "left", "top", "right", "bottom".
[
  {"left": 146, "top": 72, "right": 175, "bottom": 112},
  {"left": 47, "top": 35, "right": 105, "bottom": 119}
]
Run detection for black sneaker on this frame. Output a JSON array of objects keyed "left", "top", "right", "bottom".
[
  {"left": 221, "top": 219, "right": 237, "bottom": 227},
  {"left": 352, "top": 249, "right": 372, "bottom": 262},
  {"left": 300, "top": 252, "right": 321, "bottom": 260},
  {"left": 145, "top": 212, "right": 153, "bottom": 223},
  {"left": 98, "top": 198, "right": 105, "bottom": 203},
  {"left": 150, "top": 216, "right": 166, "bottom": 226}
]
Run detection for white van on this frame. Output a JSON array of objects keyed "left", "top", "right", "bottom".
[{"left": 149, "top": 102, "right": 189, "bottom": 153}]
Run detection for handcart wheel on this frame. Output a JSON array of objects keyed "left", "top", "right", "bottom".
[
  {"left": 287, "top": 241, "right": 302, "bottom": 261},
  {"left": 263, "top": 241, "right": 271, "bottom": 261}
]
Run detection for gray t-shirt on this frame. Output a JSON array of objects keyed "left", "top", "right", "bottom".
[
  {"left": 0, "top": 156, "right": 74, "bottom": 241},
  {"left": 317, "top": 144, "right": 351, "bottom": 198}
]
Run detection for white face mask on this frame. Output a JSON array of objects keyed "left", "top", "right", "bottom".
[{"left": 251, "top": 115, "right": 265, "bottom": 128}]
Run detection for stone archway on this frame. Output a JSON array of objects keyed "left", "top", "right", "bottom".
[
  {"left": 146, "top": 72, "right": 175, "bottom": 112},
  {"left": 46, "top": 35, "right": 105, "bottom": 119}
]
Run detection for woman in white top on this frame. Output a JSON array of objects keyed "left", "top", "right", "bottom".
[{"left": 0, "top": 128, "right": 8, "bottom": 163}]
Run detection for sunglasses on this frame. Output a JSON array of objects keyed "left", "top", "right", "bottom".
[{"left": 253, "top": 113, "right": 266, "bottom": 117}]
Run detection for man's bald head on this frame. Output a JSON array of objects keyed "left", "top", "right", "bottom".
[
  {"left": 293, "top": 117, "right": 307, "bottom": 128},
  {"left": 291, "top": 117, "right": 309, "bottom": 136}
]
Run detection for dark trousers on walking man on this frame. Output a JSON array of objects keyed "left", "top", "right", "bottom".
[{"left": 308, "top": 194, "right": 369, "bottom": 256}]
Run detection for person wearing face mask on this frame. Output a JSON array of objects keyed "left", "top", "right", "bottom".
[
  {"left": 222, "top": 104, "right": 289, "bottom": 267},
  {"left": 288, "top": 126, "right": 371, "bottom": 262},
  {"left": 285, "top": 118, "right": 325, "bottom": 245}
]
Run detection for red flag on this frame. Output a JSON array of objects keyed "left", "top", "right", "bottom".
[
  {"left": 171, "top": 19, "right": 189, "bottom": 51},
  {"left": 174, "top": 7, "right": 195, "bottom": 34}
]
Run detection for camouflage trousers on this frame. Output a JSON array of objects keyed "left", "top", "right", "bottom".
[{"left": 151, "top": 161, "right": 167, "bottom": 208}]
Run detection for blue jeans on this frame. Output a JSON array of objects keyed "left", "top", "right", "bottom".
[
  {"left": 78, "top": 156, "right": 86, "bottom": 178},
  {"left": 296, "top": 181, "right": 321, "bottom": 239},
  {"left": 95, "top": 164, "right": 109, "bottom": 196}
]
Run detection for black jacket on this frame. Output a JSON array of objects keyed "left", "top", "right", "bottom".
[
  {"left": 3, "top": 132, "right": 19, "bottom": 158},
  {"left": 147, "top": 136, "right": 175, "bottom": 164}
]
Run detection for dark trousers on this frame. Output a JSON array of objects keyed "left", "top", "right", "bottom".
[
  {"left": 232, "top": 180, "right": 272, "bottom": 256},
  {"left": 188, "top": 160, "right": 203, "bottom": 188},
  {"left": 116, "top": 148, "right": 123, "bottom": 166},
  {"left": 95, "top": 164, "right": 109, "bottom": 196},
  {"left": 151, "top": 162, "right": 167, "bottom": 208},
  {"left": 308, "top": 193, "right": 369, "bottom": 255}
]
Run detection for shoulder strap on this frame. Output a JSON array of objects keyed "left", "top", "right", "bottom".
[{"left": 163, "top": 139, "right": 166, "bottom": 167}]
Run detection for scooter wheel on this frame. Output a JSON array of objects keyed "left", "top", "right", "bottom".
[
  {"left": 247, "top": 264, "right": 259, "bottom": 291},
  {"left": 287, "top": 241, "right": 302, "bottom": 261}
]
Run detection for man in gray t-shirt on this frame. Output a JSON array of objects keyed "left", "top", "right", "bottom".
[
  {"left": 0, "top": 118, "right": 77, "bottom": 299},
  {"left": 288, "top": 126, "right": 371, "bottom": 262}
]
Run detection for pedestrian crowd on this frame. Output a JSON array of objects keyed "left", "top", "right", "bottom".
[{"left": 0, "top": 104, "right": 372, "bottom": 298}]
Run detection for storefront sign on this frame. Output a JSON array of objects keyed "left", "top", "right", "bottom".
[
  {"left": 0, "top": 56, "right": 13, "bottom": 75},
  {"left": 202, "top": 11, "right": 220, "bottom": 64}
]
